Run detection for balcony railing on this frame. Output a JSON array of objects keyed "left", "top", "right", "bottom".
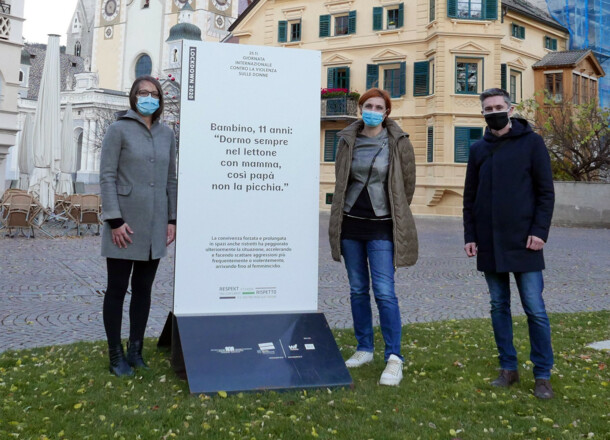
[
  {"left": 321, "top": 96, "right": 358, "bottom": 120},
  {"left": 0, "top": 2, "right": 10, "bottom": 14}
]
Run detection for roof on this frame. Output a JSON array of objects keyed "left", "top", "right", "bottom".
[
  {"left": 166, "top": 22, "right": 202, "bottom": 42},
  {"left": 502, "top": 0, "right": 567, "bottom": 32},
  {"left": 181, "top": 2, "right": 194, "bottom": 12},
  {"left": 532, "top": 49, "right": 594, "bottom": 68},
  {"left": 23, "top": 43, "right": 85, "bottom": 100}
]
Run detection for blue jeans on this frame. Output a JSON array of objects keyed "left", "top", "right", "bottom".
[
  {"left": 484, "top": 271, "right": 553, "bottom": 379},
  {"left": 341, "top": 239, "right": 403, "bottom": 362}
]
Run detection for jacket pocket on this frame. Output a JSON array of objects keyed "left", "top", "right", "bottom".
[{"left": 117, "top": 184, "right": 132, "bottom": 196}]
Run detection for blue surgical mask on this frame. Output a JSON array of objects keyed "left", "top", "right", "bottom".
[
  {"left": 136, "top": 96, "right": 160, "bottom": 116},
  {"left": 362, "top": 110, "right": 385, "bottom": 127}
]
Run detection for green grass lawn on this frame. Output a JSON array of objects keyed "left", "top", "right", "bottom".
[{"left": 1, "top": 311, "right": 609, "bottom": 440}]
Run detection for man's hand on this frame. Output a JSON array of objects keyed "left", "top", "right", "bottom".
[
  {"left": 526, "top": 235, "right": 545, "bottom": 251},
  {"left": 111, "top": 223, "right": 133, "bottom": 248},
  {"left": 167, "top": 224, "right": 176, "bottom": 246},
  {"left": 464, "top": 242, "right": 477, "bottom": 257}
]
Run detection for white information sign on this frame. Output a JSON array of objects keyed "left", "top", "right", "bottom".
[{"left": 174, "top": 42, "right": 321, "bottom": 316}]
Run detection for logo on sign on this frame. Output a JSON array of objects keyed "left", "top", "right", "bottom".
[
  {"left": 289, "top": 344, "right": 298, "bottom": 351},
  {"left": 304, "top": 344, "right": 315, "bottom": 350},
  {"left": 258, "top": 342, "right": 275, "bottom": 353}
]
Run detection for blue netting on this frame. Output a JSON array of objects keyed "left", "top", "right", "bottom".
[{"left": 544, "top": 0, "right": 610, "bottom": 107}]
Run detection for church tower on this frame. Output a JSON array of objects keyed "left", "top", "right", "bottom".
[
  {"left": 164, "top": 3, "right": 201, "bottom": 81},
  {"left": 90, "top": 0, "right": 238, "bottom": 92},
  {"left": 66, "top": 0, "right": 96, "bottom": 71}
]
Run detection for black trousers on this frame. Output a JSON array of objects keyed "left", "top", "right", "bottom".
[{"left": 103, "top": 257, "right": 160, "bottom": 347}]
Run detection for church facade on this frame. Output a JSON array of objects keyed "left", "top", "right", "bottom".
[{"left": 87, "top": 0, "right": 240, "bottom": 91}]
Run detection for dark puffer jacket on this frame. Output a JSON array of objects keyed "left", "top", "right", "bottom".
[
  {"left": 463, "top": 117, "right": 555, "bottom": 273},
  {"left": 329, "top": 118, "right": 418, "bottom": 268}
]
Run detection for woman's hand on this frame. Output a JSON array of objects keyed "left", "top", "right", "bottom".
[
  {"left": 167, "top": 224, "right": 176, "bottom": 246},
  {"left": 111, "top": 223, "right": 133, "bottom": 248}
]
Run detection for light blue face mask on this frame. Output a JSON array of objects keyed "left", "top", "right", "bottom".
[
  {"left": 362, "top": 110, "right": 385, "bottom": 127},
  {"left": 136, "top": 96, "right": 160, "bottom": 116}
]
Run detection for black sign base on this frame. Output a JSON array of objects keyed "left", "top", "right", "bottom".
[{"left": 158, "top": 312, "right": 352, "bottom": 394}]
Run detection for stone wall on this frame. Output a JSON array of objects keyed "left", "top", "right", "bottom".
[{"left": 553, "top": 182, "right": 610, "bottom": 228}]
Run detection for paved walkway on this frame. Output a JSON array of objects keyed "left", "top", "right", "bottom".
[{"left": 1, "top": 214, "right": 609, "bottom": 353}]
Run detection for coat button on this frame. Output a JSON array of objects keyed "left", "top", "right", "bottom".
[
  {"left": 150, "top": 182, "right": 155, "bottom": 187},
  {"left": 150, "top": 158, "right": 155, "bottom": 163}
]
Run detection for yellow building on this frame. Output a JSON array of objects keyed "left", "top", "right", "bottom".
[{"left": 229, "top": 0, "right": 569, "bottom": 215}]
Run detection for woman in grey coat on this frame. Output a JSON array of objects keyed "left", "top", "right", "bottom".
[{"left": 100, "top": 76, "right": 177, "bottom": 376}]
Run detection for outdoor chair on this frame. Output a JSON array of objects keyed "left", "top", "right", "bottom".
[
  {"left": 3, "top": 193, "right": 35, "bottom": 238},
  {"left": 77, "top": 194, "right": 102, "bottom": 236},
  {"left": 1, "top": 189, "right": 28, "bottom": 227}
]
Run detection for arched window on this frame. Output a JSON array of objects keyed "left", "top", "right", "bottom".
[
  {"left": 74, "top": 41, "right": 81, "bottom": 57},
  {"left": 135, "top": 54, "right": 152, "bottom": 78}
]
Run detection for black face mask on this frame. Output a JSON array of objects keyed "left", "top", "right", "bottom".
[{"left": 484, "top": 111, "right": 510, "bottom": 130}]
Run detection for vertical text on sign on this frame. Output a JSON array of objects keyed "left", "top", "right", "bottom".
[{"left": 188, "top": 47, "right": 197, "bottom": 101}]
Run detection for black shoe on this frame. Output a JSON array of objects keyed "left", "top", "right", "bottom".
[
  {"left": 126, "top": 340, "right": 149, "bottom": 369},
  {"left": 108, "top": 345, "right": 134, "bottom": 377},
  {"left": 490, "top": 369, "right": 520, "bottom": 387},
  {"left": 534, "top": 378, "right": 554, "bottom": 399}
]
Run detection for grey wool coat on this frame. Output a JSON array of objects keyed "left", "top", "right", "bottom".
[{"left": 100, "top": 109, "right": 178, "bottom": 261}]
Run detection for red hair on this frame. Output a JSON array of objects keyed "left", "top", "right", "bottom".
[{"left": 358, "top": 88, "right": 392, "bottom": 116}]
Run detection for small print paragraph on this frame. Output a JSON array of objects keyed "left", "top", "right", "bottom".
[{"left": 205, "top": 236, "right": 292, "bottom": 270}]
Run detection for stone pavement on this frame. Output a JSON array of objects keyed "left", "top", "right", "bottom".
[{"left": 1, "top": 214, "right": 608, "bottom": 353}]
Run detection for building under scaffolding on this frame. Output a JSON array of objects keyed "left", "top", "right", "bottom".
[{"left": 544, "top": 0, "right": 610, "bottom": 107}]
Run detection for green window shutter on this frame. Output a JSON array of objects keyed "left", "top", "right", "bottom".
[
  {"left": 413, "top": 61, "right": 429, "bottom": 96},
  {"left": 373, "top": 7, "right": 383, "bottom": 31},
  {"left": 327, "top": 67, "right": 336, "bottom": 89},
  {"left": 366, "top": 64, "right": 379, "bottom": 89},
  {"left": 430, "top": 0, "right": 436, "bottom": 21},
  {"left": 399, "top": 61, "right": 407, "bottom": 96},
  {"left": 324, "top": 130, "right": 340, "bottom": 162},
  {"left": 454, "top": 127, "right": 470, "bottom": 163},
  {"left": 455, "top": 127, "right": 483, "bottom": 163},
  {"left": 427, "top": 126, "right": 434, "bottom": 163},
  {"left": 447, "top": 0, "right": 457, "bottom": 18},
  {"left": 501, "top": 63, "right": 507, "bottom": 90},
  {"left": 278, "top": 21, "right": 287, "bottom": 43},
  {"left": 345, "top": 67, "right": 351, "bottom": 90},
  {"left": 485, "top": 0, "right": 497, "bottom": 20},
  {"left": 348, "top": 10, "right": 357, "bottom": 34},
  {"left": 552, "top": 39, "right": 557, "bottom": 50},
  {"left": 397, "top": 3, "right": 404, "bottom": 28},
  {"left": 325, "top": 193, "right": 334, "bottom": 204},
  {"left": 319, "top": 15, "right": 331, "bottom": 38},
  {"left": 519, "top": 26, "right": 525, "bottom": 39}
]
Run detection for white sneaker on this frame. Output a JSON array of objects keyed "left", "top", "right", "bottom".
[
  {"left": 379, "top": 354, "right": 403, "bottom": 386},
  {"left": 345, "top": 351, "right": 373, "bottom": 368}
]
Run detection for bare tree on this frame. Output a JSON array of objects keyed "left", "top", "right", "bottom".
[
  {"left": 516, "top": 94, "right": 610, "bottom": 181},
  {"left": 86, "top": 107, "right": 125, "bottom": 152}
]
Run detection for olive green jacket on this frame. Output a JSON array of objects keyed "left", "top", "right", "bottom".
[{"left": 328, "top": 118, "right": 418, "bottom": 267}]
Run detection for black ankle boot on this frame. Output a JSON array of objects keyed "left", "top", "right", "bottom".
[
  {"left": 126, "top": 340, "right": 149, "bottom": 369},
  {"left": 108, "top": 345, "right": 134, "bottom": 377}
]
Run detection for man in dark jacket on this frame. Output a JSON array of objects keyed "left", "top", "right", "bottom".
[{"left": 463, "top": 88, "right": 555, "bottom": 399}]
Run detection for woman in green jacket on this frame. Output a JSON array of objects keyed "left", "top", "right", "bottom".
[{"left": 328, "top": 88, "right": 418, "bottom": 386}]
